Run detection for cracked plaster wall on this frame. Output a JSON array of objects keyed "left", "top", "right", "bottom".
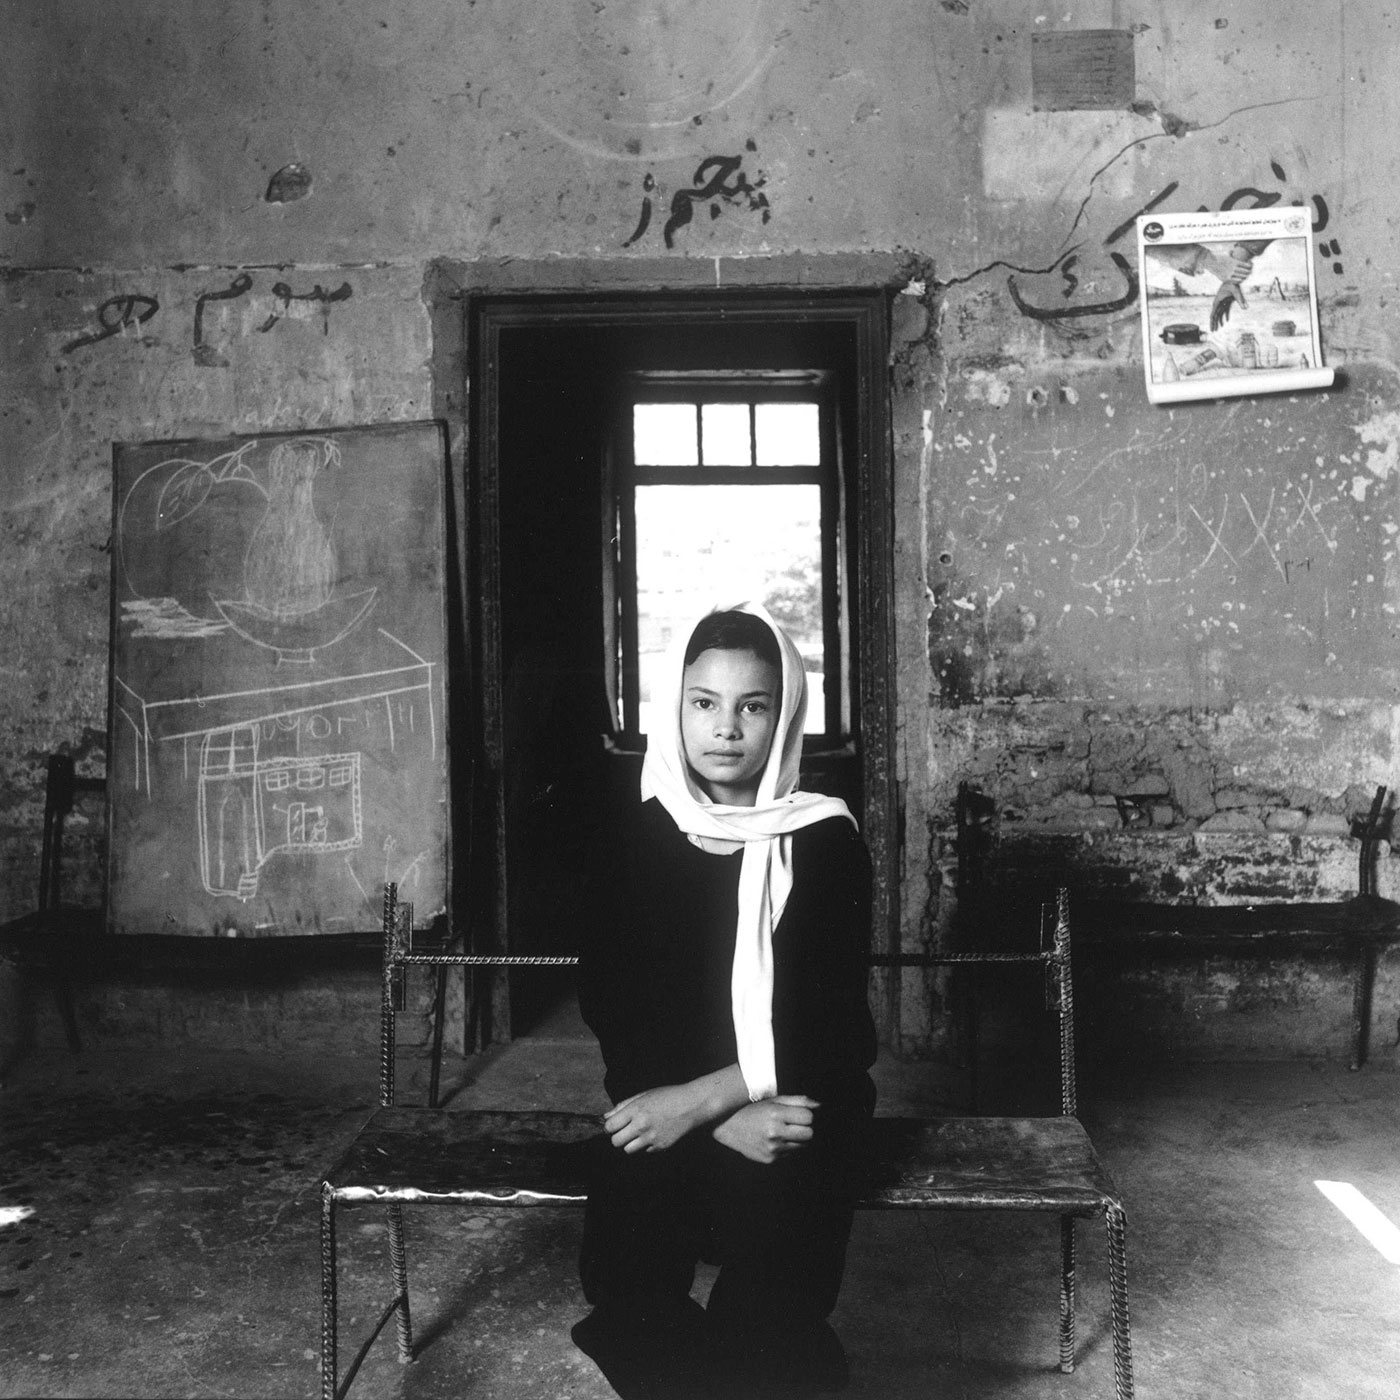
[{"left": 3, "top": 1, "right": 1400, "bottom": 1056}]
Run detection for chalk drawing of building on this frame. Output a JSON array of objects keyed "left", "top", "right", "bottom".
[
  {"left": 113, "top": 628, "right": 435, "bottom": 902},
  {"left": 199, "top": 727, "right": 362, "bottom": 900}
]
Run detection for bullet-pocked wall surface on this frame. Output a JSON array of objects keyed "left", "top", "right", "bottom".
[{"left": 4, "top": 0, "right": 1399, "bottom": 1055}]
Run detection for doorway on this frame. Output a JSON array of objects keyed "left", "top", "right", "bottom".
[{"left": 468, "top": 292, "right": 896, "bottom": 1039}]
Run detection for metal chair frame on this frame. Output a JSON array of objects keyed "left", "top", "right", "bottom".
[
  {"left": 0, "top": 753, "right": 106, "bottom": 1055},
  {"left": 318, "top": 885, "right": 1134, "bottom": 1400}
]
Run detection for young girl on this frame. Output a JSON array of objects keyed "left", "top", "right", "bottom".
[{"left": 574, "top": 604, "right": 876, "bottom": 1399}]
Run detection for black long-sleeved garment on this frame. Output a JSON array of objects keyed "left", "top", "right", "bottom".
[
  {"left": 574, "top": 798, "right": 878, "bottom": 1395},
  {"left": 577, "top": 797, "right": 877, "bottom": 1118}
]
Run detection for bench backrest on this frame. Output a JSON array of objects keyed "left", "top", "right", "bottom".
[{"left": 376, "top": 882, "right": 1080, "bottom": 1119}]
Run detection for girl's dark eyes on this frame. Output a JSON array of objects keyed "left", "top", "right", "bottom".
[{"left": 687, "top": 698, "right": 768, "bottom": 714}]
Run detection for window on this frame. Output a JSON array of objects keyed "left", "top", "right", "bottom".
[{"left": 610, "top": 372, "right": 848, "bottom": 745}]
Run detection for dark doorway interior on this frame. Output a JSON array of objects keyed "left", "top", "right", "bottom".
[{"left": 472, "top": 294, "right": 893, "bottom": 1039}]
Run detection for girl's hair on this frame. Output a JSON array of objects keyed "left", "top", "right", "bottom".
[{"left": 684, "top": 610, "right": 782, "bottom": 672}]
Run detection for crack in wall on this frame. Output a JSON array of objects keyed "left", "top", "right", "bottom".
[{"left": 935, "top": 94, "right": 1325, "bottom": 295}]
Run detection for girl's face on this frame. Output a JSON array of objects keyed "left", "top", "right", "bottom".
[{"left": 680, "top": 646, "right": 781, "bottom": 807}]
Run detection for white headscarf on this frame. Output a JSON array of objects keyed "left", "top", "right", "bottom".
[{"left": 640, "top": 602, "right": 856, "bottom": 1100}]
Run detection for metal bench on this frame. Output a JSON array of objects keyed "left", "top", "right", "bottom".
[
  {"left": 959, "top": 783, "right": 1400, "bottom": 1070},
  {"left": 318, "top": 884, "right": 1133, "bottom": 1399},
  {"left": 0, "top": 753, "right": 106, "bottom": 1065}
]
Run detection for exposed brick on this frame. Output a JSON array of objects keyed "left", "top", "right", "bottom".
[{"left": 1198, "top": 811, "right": 1267, "bottom": 834}]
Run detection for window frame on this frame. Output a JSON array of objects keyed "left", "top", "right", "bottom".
[{"left": 610, "top": 369, "right": 849, "bottom": 749}]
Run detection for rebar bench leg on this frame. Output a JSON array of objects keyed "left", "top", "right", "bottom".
[
  {"left": 387, "top": 1203, "right": 413, "bottom": 1362},
  {"left": 1058, "top": 1213, "right": 1077, "bottom": 1373},
  {"left": 1350, "top": 940, "right": 1377, "bottom": 1071},
  {"left": 321, "top": 1199, "right": 415, "bottom": 1400},
  {"left": 1105, "top": 1203, "right": 1134, "bottom": 1400},
  {"left": 320, "top": 1188, "right": 338, "bottom": 1400}
]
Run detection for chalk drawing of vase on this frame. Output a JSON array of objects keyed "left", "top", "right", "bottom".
[{"left": 213, "top": 438, "right": 376, "bottom": 663}]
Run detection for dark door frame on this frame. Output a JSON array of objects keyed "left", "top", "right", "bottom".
[{"left": 468, "top": 290, "right": 898, "bottom": 1039}]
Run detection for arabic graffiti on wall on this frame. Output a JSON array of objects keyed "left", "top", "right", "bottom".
[
  {"left": 61, "top": 274, "right": 354, "bottom": 363},
  {"left": 1006, "top": 161, "right": 1339, "bottom": 323},
  {"left": 62, "top": 294, "right": 161, "bottom": 354},
  {"left": 192, "top": 274, "right": 256, "bottom": 367},
  {"left": 623, "top": 141, "right": 771, "bottom": 249}
]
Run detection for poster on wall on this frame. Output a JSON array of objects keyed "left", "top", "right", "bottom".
[{"left": 1137, "top": 207, "right": 1334, "bottom": 405}]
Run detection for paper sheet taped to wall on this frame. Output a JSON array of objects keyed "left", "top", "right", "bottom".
[
  {"left": 1137, "top": 207, "right": 1333, "bottom": 404},
  {"left": 1030, "top": 30, "right": 1135, "bottom": 111}
]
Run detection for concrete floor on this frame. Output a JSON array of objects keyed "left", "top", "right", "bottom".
[{"left": 2, "top": 1005, "right": 1398, "bottom": 1400}]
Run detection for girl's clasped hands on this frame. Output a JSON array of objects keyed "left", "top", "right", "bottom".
[{"left": 604, "top": 1084, "right": 820, "bottom": 1164}]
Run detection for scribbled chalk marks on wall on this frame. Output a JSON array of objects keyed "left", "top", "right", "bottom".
[
  {"left": 61, "top": 272, "right": 355, "bottom": 363},
  {"left": 109, "top": 422, "right": 450, "bottom": 936},
  {"left": 623, "top": 142, "right": 770, "bottom": 248},
  {"left": 1005, "top": 160, "right": 1338, "bottom": 324},
  {"left": 928, "top": 380, "right": 1398, "bottom": 704},
  {"left": 479, "top": 0, "right": 787, "bottom": 165}
]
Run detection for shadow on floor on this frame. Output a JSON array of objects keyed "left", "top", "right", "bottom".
[{"left": 2, "top": 1028, "right": 1398, "bottom": 1399}]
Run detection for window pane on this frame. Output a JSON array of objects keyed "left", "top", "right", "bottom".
[
  {"left": 700, "top": 403, "right": 751, "bottom": 466},
  {"left": 633, "top": 403, "right": 698, "bottom": 465},
  {"left": 755, "top": 402, "right": 820, "bottom": 466},
  {"left": 635, "top": 484, "right": 825, "bottom": 735}
]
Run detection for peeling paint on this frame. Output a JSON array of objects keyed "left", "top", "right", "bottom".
[
  {"left": 961, "top": 369, "right": 1014, "bottom": 408},
  {"left": 1355, "top": 409, "right": 1400, "bottom": 481},
  {"left": 264, "top": 163, "right": 312, "bottom": 204}
]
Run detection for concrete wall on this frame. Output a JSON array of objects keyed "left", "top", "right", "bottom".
[{"left": 4, "top": 0, "right": 1399, "bottom": 1060}]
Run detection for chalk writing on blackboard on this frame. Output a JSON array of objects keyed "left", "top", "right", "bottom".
[
  {"left": 127, "top": 437, "right": 379, "bottom": 661},
  {"left": 109, "top": 423, "right": 449, "bottom": 936}
]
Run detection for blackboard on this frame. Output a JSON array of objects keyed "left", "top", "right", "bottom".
[{"left": 108, "top": 422, "right": 450, "bottom": 936}]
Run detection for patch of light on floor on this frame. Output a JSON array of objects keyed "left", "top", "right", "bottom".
[
  {"left": 0, "top": 1205, "right": 35, "bottom": 1228},
  {"left": 1315, "top": 1181, "right": 1400, "bottom": 1264}
]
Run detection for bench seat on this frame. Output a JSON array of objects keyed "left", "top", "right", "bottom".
[{"left": 324, "top": 1107, "right": 1122, "bottom": 1216}]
